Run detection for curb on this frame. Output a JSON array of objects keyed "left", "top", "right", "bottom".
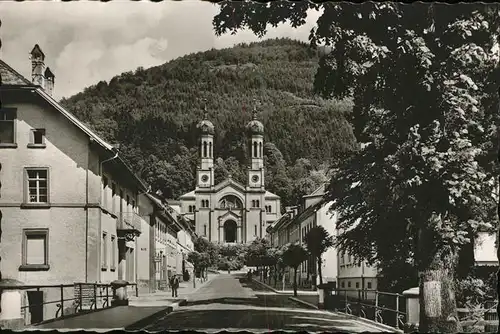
[
  {"left": 289, "top": 296, "right": 319, "bottom": 309},
  {"left": 251, "top": 278, "right": 316, "bottom": 296},
  {"left": 289, "top": 296, "right": 402, "bottom": 333},
  {"left": 250, "top": 278, "right": 287, "bottom": 294}
]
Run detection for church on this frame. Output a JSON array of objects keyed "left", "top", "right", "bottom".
[{"left": 179, "top": 110, "right": 282, "bottom": 244}]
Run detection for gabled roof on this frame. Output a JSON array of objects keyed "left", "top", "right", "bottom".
[
  {"left": 303, "top": 182, "right": 327, "bottom": 198},
  {"left": 218, "top": 210, "right": 241, "bottom": 221},
  {"left": 265, "top": 190, "right": 280, "bottom": 199},
  {"left": 0, "top": 59, "right": 148, "bottom": 191},
  {"left": 179, "top": 190, "right": 196, "bottom": 200},
  {"left": 214, "top": 177, "right": 246, "bottom": 193},
  {"left": 0, "top": 60, "right": 32, "bottom": 86}
]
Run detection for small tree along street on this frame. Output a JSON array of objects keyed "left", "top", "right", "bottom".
[
  {"left": 282, "top": 243, "right": 309, "bottom": 297},
  {"left": 214, "top": 3, "right": 500, "bottom": 333},
  {"left": 304, "top": 225, "right": 335, "bottom": 286}
]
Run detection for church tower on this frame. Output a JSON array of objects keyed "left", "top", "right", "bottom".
[
  {"left": 196, "top": 111, "right": 215, "bottom": 189},
  {"left": 246, "top": 105, "right": 265, "bottom": 190}
]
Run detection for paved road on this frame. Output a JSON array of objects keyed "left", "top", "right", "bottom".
[{"left": 142, "top": 274, "right": 393, "bottom": 333}]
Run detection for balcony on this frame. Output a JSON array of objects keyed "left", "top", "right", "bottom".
[{"left": 118, "top": 211, "right": 142, "bottom": 234}]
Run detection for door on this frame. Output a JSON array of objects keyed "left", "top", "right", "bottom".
[{"left": 27, "top": 291, "right": 44, "bottom": 324}]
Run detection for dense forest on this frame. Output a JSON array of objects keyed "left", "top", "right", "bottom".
[{"left": 60, "top": 38, "right": 357, "bottom": 208}]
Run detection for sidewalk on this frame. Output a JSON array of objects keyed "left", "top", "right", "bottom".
[
  {"left": 129, "top": 273, "right": 218, "bottom": 306},
  {"left": 34, "top": 274, "right": 219, "bottom": 330},
  {"left": 253, "top": 276, "right": 319, "bottom": 296}
]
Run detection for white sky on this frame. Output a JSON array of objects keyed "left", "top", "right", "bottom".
[{"left": 0, "top": 1, "right": 320, "bottom": 100}]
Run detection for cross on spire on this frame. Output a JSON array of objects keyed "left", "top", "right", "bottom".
[
  {"left": 252, "top": 99, "right": 259, "bottom": 120},
  {"left": 202, "top": 98, "right": 208, "bottom": 120}
]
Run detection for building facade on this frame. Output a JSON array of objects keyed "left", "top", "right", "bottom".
[
  {"left": 179, "top": 111, "right": 281, "bottom": 244},
  {"left": 0, "top": 45, "right": 147, "bottom": 325},
  {"left": 136, "top": 194, "right": 196, "bottom": 294}
]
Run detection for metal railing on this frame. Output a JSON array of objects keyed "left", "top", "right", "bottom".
[
  {"left": 457, "top": 299, "right": 498, "bottom": 332},
  {"left": 327, "top": 289, "right": 406, "bottom": 330},
  {"left": 1, "top": 282, "right": 138, "bottom": 326}
]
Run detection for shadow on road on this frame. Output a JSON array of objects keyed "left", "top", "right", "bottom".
[
  {"left": 144, "top": 307, "right": 363, "bottom": 332},
  {"left": 142, "top": 275, "right": 388, "bottom": 333}
]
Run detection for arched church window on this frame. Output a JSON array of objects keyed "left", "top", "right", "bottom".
[
  {"left": 254, "top": 225, "right": 257, "bottom": 236},
  {"left": 209, "top": 142, "right": 212, "bottom": 157},
  {"left": 259, "top": 142, "right": 262, "bottom": 157},
  {"left": 253, "top": 141, "right": 258, "bottom": 158},
  {"left": 219, "top": 195, "right": 243, "bottom": 210},
  {"left": 203, "top": 142, "right": 208, "bottom": 157},
  {"left": 256, "top": 200, "right": 260, "bottom": 207},
  {"left": 251, "top": 200, "right": 255, "bottom": 208}
]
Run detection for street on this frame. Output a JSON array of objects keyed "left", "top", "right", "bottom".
[{"left": 142, "top": 274, "right": 393, "bottom": 333}]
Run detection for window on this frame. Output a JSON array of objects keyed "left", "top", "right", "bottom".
[
  {"left": 0, "top": 108, "right": 16, "bottom": 146},
  {"left": 355, "top": 282, "right": 360, "bottom": 289},
  {"left": 28, "top": 128, "right": 46, "bottom": 148},
  {"left": 201, "top": 200, "right": 209, "bottom": 208},
  {"left": 102, "top": 176, "right": 108, "bottom": 208},
  {"left": 341, "top": 281, "right": 345, "bottom": 288},
  {"left": 367, "top": 282, "right": 372, "bottom": 289},
  {"left": 119, "top": 189, "right": 124, "bottom": 212},
  {"left": 25, "top": 168, "right": 49, "bottom": 204},
  {"left": 256, "top": 200, "right": 260, "bottom": 208},
  {"left": 111, "top": 235, "right": 116, "bottom": 271},
  {"left": 126, "top": 194, "right": 130, "bottom": 208},
  {"left": 254, "top": 225, "right": 257, "bottom": 236},
  {"left": 111, "top": 183, "right": 117, "bottom": 213},
  {"left": 204, "top": 225, "right": 207, "bottom": 236},
  {"left": 101, "top": 232, "right": 108, "bottom": 270},
  {"left": 348, "top": 281, "right": 351, "bottom": 288},
  {"left": 20, "top": 228, "right": 49, "bottom": 271}
]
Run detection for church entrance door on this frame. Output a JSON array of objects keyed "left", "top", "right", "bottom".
[{"left": 224, "top": 220, "right": 237, "bottom": 243}]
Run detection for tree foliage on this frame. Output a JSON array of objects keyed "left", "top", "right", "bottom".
[
  {"left": 60, "top": 38, "right": 357, "bottom": 206},
  {"left": 282, "top": 243, "right": 309, "bottom": 297},
  {"left": 213, "top": 2, "right": 500, "bottom": 332},
  {"left": 304, "top": 225, "right": 334, "bottom": 285}
]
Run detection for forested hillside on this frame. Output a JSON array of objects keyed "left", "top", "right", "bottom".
[{"left": 60, "top": 38, "right": 357, "bottom": 207}]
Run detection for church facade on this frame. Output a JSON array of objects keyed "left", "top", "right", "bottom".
[{"left": 179, "top": 111, "right": 282, "bottom": 244}]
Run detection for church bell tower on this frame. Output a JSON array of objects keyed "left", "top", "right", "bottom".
[
  {"left": 246, "top": 105, "right": 265, "bottom": 190},
  {"left": 196, "top": 109, "right": 215, "bottom": 189}
]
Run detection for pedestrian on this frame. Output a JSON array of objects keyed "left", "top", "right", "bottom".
[{"left": 170, "top": 274, "right": 179, "bottom": 298}]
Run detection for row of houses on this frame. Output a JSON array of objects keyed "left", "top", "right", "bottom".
[
  {"left": 0, "top": 45, "right": 197, "bottom": 327},
  {"left": 267, "top": 182, "right": 498, "bottom": 294}
]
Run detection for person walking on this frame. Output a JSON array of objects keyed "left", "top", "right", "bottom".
[{"left": 170, "top": 275, "right": 180, "bottom": 298}]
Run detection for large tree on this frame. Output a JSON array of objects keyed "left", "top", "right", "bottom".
[{"left": 214, "top": 3, "right": 500, "bottom": 332}]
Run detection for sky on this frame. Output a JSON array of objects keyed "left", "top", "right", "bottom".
[{"left": 0, "top": 1, "right": 320, "bottom": 100}]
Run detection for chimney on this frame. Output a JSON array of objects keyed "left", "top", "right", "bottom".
[
  {"left": 30, "top": 44, "right": 46, "bottom": 88},
  {"left": 44, "top": 67, "right": 55, "bottom": 96}
]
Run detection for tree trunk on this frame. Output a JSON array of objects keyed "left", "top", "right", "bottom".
[
  {"left": 317, "top": 257, "right": 323, "bottom": 286},
  {"left": 417, "top": 221, "right": 461, "bottom": 333},
  {"left": 293, "top": 267, "right": 298, "bottom": 297}
]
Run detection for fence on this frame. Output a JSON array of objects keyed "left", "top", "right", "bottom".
[
  {"left": 326, "top": 288, "right": 498, "bottom": 333},
  {"left": 327, "top": 289, "right": 406, "bottom": 330},
  {"left": 1, "top": 282, "right": 138, "bottom": 326}
]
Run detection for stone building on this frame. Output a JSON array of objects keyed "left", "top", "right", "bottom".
[{"left": 179, "top": 110, "right": 281, "bottom": 244}]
